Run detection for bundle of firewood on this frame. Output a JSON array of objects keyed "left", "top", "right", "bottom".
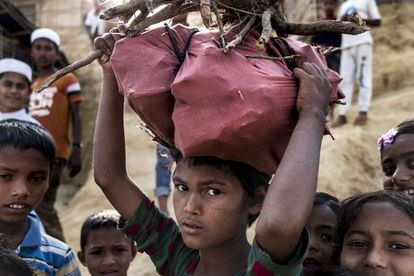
[{"left": 35, "top": 0, "right": 367, "bottom": 93}]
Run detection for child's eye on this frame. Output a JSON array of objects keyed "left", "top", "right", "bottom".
[
  {"left": 91, "top": 250, "right": 102, "bottom": 256},
  {"left": 382, "top": 164, "right": 396, "bottom": 176},
  {"left": 408, "top": 159, "right": 414, "bottom": 169},
  {"left": 206, "top": 188, "right": 221, "bottom": 196},
  {"left": 389, "top": 243, "right": 409, "bottom": 250},
  {"left": 348, "top": 241, "right": 368, "bottom": 249},
  {"left": 321, "top": 233, "right": 333, "bottom": 243},
  {"left": 31, "top": 175, "right": 47, "bottom": 183},
  {"left": 175, "top": 184, "right": 188, "bottom": 192},
  {"left": 0, "top": 174, "right": 12, "bottom": 181}
]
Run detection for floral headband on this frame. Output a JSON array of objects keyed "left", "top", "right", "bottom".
[{"left": 377, "top": 128, "right": 398, "bottom": 148}]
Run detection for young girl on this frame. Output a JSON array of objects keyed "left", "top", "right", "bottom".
[
  {"left": 93, "top": 32, "right": 332, "bottom": 275},
  {"left": 304, "top": 192, "right": 341, "bottom": 275},
  {"left": 333, "top": 191, "right": 414, "bottom": 275},
  {"left": 377, "top": 120, "right": 414, "bottom": 195}
]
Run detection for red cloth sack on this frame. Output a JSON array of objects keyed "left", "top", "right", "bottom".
[{"left": 111, "top": 25, "right": 343, "bottom": 174}]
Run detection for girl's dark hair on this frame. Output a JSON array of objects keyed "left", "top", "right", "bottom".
[
  {"left": 379, "top": 120, "right": 414, "bottom": 152},
  {"left": 332, "top": 191, "right": 414, "bottom": 264},
  {"left": 80, "top": 210, "right": 123, "bottom": 251},
  {"left": 314, "top": 192, "right": 341, "bottom": 216},
  {"left": 0, "top": 120, "right": 55, "bottom": 169},
  {"left": 0, "top": 234, "right": 33, "bottom": 276},
  {"left": 173, "top": 153, "right": 271, "bottom": 226}
]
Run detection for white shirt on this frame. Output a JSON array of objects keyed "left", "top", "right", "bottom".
[
  {"left": 84, "top": 9, "right": 106, "bottom": 37},
  {"left": 0, "top": 108, "right": 42, "bottom": 126},
  {"left": 338, "top": 0, "right": 381, "bottom": 48}
]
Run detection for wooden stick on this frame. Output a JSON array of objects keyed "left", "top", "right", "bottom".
[
  {"left": 245, "top": 54, "right": 299, "bottom": 61},
  {"left": 200, "top": 0, "right": 212, "bottom": 28},
  {"left": 211, "top": 0, "right": 226, "bottom": 47},
  {"left": 256, "top": 9, "right": 272, "bottom": 51},
  {"left": 224, "top": 15, "right": 256, "bottom": 53},
  {"left": 34, "top": 49, "right": 104, "bottom": 94}
]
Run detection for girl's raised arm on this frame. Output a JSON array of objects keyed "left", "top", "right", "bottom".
[
  {"left": 255, "top": 63, "right": 332, "bottom": 264},
  {"left": 93, "top": 33, "right": 145, "bottom": 220}
]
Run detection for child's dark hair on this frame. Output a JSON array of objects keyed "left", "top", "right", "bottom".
[
  {"left": 80, "top": 210, "right": 123, "bottom": 251},
  {"left": 315, "top": 266, "right": 356, "bottom": 276},
  {"left": 378, "top": 120, "right": 414, "bottom": 152},
  {"left": 0, "top": 120, "right": 55, "bottom": 169},
  {"left": 314, "top": 192, "right": 341, "bottom": 216},
  {"left": 332, "top": 191, "right": 414, "bottom": 264},
  {"left": 0, "top": 234, "right": 33, "bottom": 276},
  {"left": 173, "top": 153, "right": 271, "bottom": 226}
]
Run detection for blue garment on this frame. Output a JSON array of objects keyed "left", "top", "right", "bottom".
[
  {"left": 155, "top": 144, "right": 172, "bottom": 197},
  {"left": 15, "top": 214, "right": 81, "bottom": 276}
]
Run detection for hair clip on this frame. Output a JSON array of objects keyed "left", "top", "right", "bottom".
[{"left": 377, "top": 128, "right": 398, "bottom": 148}]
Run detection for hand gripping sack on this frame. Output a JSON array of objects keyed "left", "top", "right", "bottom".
[{"left": 111, "top": 25, "right": 343, "bottom": 174}]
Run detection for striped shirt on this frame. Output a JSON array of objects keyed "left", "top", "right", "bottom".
[{"left": 16, "top": 214, "right": 81, "bottom": 276}]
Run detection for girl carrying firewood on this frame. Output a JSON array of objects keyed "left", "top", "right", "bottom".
[{"left": 92, "top": 28, "right": 333, "bottom": 275}]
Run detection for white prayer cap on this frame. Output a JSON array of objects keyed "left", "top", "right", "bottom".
[
  {"left": 31, "top": 28, "right": 61, "bottom": 46},
  {"left": 0, "top": 58, "right": 32, "bottom": 82}
]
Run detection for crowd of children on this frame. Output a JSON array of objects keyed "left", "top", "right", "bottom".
[{"left": 0, "top": 1, "right": 413, "bottom": 276}]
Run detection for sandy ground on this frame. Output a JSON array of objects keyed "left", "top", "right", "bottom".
[{"left": 54, "top": 2, "right": 414, "bottom": 275}]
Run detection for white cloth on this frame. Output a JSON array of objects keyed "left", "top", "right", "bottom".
[
  {"left": 31, "top": 28, "right": 61, "bottom": 46},
  {"left": 84, "top": 10, "right": 105, "bottom": 37},
  {"left": 338, "top": 44, "right": 373, "bottom": 115},
  {"left": 338, "top": 0, "right": 381, "bottom": 48},
  {"left": 0, "top": 58, "right": 32, "bottom": 82},
  {"left": 0, "top": 108, "right": 41, "bottom": 126}
]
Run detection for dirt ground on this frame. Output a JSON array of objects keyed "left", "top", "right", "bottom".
[{"left": 55, "top": 2, "right": 414, "bottom": 275}]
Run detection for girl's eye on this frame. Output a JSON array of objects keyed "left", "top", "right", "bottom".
[
  {"left": 321, "top": 234, "right": 333, "bottom": 243},
  {"left": 175, "top": 184, "right": 188, "bottom": 192},
  {"left": 207, "top": 188, "right": 221, "bottom": 196},
  {"left": 389, "top": 243, "right": 409, "bottom": 250},
  {"left": 348, "top": 241, "right": 368, "bottom": 249},
  {"left": 382, "top": 164, "right": 396, "bottom": 176}
]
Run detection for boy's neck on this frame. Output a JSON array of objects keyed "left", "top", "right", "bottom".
[
  {"left": 195, "top": 234, "right": 250, "bottom": 276},
  {"left": 37, "top": 66, "right": 57, "bottom": 77},
  {"left": 0, "top": 218, "right": 29, "bottom": 250},
  {"left": 0, "top": 107, "right": 22, "bottom": 113}
]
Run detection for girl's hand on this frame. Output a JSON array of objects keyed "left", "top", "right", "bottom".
[
  {"left": 93, "top": 29, "right": 124, "bottom": 73},
  {"left": 293, "top": 62, "right": 332, "bottom": 120}
]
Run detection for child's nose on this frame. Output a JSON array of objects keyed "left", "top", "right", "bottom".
[
  {"left": 102, "top": 253, "right": 117, "bottom": 266},
  {"left": 11, "top": 179, "right": 30, "bottom": 198},
  {"left": 183, "top": 193, "right": 201, "bottom": 215},
  {"left": 392, "top": 166, "right": 411, "bottom": 184}
]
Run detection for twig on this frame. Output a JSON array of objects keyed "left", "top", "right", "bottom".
[
  {"left": 200, "top": 0, "right": 212, "bottom": 28},
  {"left": 272, "top": 16, "right": 369, "bottom": 36},
  {"left": 256, "top": 9, "right": 272, "bottom": 51},
  {"left": 224, "top": 15, "right": 256, "bottom": 53},
  {"left": 211, "top": 0, "right": 226, "bottom": 47},
  {"left": 145, "top": 0, "right": 154, "bottom": 13},
  {"left": 245, "top": 54, "right": 299, "bottom": 61},
  {"left": 34, "top": 49, "right": 104, "bottom": 94},
  {"left": 214, "top": 0, "right": 258, "bottom": 16},
  {"left": 323, "top": 46, "right": 341, "bottom": 56}
]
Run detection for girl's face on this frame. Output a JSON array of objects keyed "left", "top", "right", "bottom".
[
  {"left": 0, "top": 73, "right": 30, "bottom": 113},
  {"left": 79, "top": 227, "right": 136, "bottom": 276},
  {"left": 341, "top": 202, "right": 414, "bottom": 275},
  {"left": 172, "top": 160, "right": 258, "bottom": 250},
  {"left": 303, "top": 204, "right": 337, "bottom": 275},
  {"left": 382, "top": 134, "right": 414, "bottom": 196}
]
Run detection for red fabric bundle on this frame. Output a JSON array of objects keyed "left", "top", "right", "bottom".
[{"left": 111, "top": 25, "right": 343, "bottom": 174}]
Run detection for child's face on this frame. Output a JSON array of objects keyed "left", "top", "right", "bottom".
[
  {"left": 323, "top": 0, "right": 337, "bottom": 18},
  {"left": 31, "top": 38, "right": 58, "bottom": 70},
  {"left": 382, "top": 134, "right": 414, "bottom": 196},
  {"left": 0, "top": 73, "right": 30, "bottom": 113},
  {"left": 0, "top": 146, "right": 49, "bottom": 225},
  {"left": 340, "top": 202, "right": 414, "bottom": 275},
  {"left": 173, "top": 160, "right": 256, "bottom": 250},
  {"left": 78, "top": 227, "right": 136, "bottom": 276},
  {"left": 304, "top": 204, "right": 337, "bottom": 275}
]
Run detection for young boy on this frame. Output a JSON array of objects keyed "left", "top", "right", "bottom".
[
  {"left": 78, "top": 210, "right": 137, "bottom": 276},
  {"left": 332, "top": 0, "right": 381, "bottom": 127},
  {"left": 0, "top": 58, "right": 39, "bottom": 125},
  {"left": 0, "top": 119, "right": 80, "bottom": 275},
  {"left": 29, "top": 28, "right": 84, "bottom": 241},
  {"left": 92, "top": 32, "right": 332, "bottom": 275}
]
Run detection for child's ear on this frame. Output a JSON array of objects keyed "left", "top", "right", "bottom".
[
  {"left": 77, "top": 251, "right": 87, "bottom": 266},
  {"left": 248, "top": 186, "right": 266, "bottom": 216}
]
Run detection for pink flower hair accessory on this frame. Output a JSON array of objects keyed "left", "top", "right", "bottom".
[{"left": 377, "top": 128, "right": 398, "bottom": 148}]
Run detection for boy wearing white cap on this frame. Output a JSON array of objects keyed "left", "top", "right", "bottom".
[
  {"left": 0, "top": 58, "right": 40, "bottom": 125},
  {"left": 29, "top": 28, "right": 83, "bottom": 242}
]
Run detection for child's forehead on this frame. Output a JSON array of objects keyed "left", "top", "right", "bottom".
[
  {"left": 0, "top": 146, "right": 50, "bottom": 168},
  {"left": 86, "top": 227, "right": 130, "bottom": 245},
  {"left": 0, "top": 72, "right": 27, "bottom": 83}
]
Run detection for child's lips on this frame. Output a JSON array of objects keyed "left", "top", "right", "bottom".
[
  {"left": 181, "top": 219, "right": 203, "bottom": 235},
  {"left": 100, "top": 269, "right": 118, "bottom": 275},
  {"left": 303, "top": 258, "right": 321, "bottom": 273},
  {"left": 4, "top": 203, "right": 30, "bottom": 214}
]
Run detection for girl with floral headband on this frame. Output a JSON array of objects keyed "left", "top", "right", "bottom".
[{"left": 377, "top": 120, "right": 414, "bottom": 195}]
